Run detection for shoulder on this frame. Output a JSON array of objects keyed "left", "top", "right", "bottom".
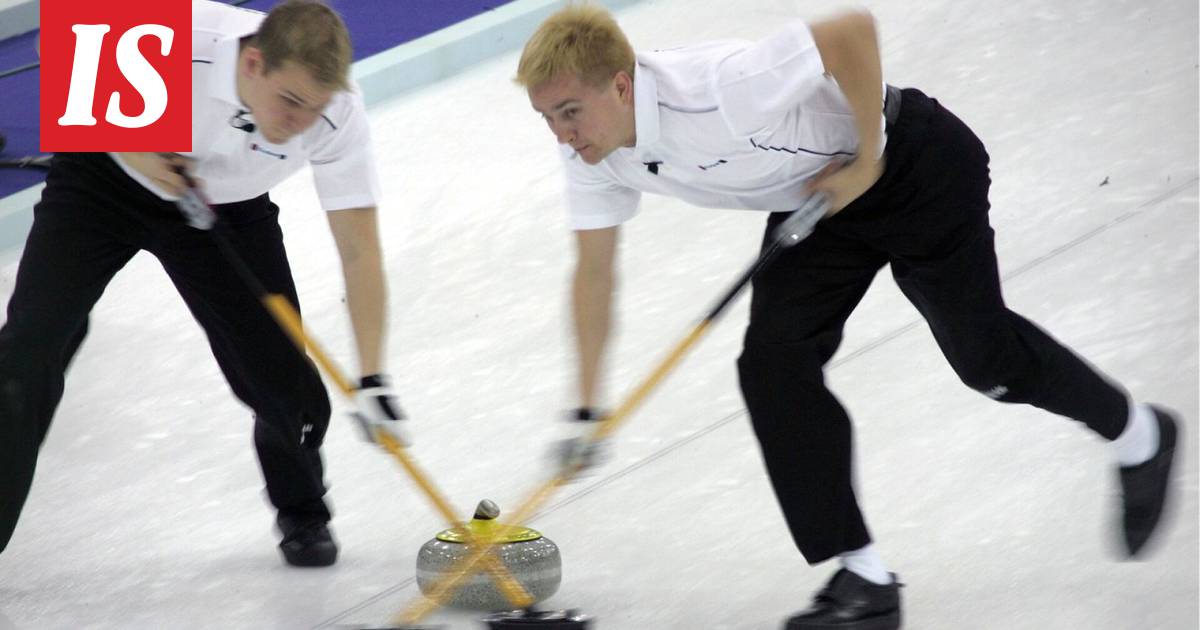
[
  {"left": 299, "top": 82, "right": 371, "bottom": 158},
  {"left": 560, "top": 146, "right": 632, "bottom": 191},
  {"left": 192, "top": 0, "right": 264, "bottom": 60},
  {"left": 192, "top": 0, "right": 266, "bottom": 32},
  {"left": 320, "top": 82, "right": 369, "bottom": 134},
  {"left": 638, "top": 40, "right": 752, "bottom": 109}
]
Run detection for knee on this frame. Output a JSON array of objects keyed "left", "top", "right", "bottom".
[
  {"left": 739, "top": 338, "right": 827, "bottom": 383},
  {"left": 245, "top": 362, "right": 330, "bottom": 421},
  {"left": 739, "top": 340, "right": 801, "bottom": 390},
  {"left": 737, "top": 340, "right": 828, "bottom": 428},
  {"left": 948, "top": 351, "right": 1020, "bottom": 401},
  {"left": 959, "top": 373, "right": 1011, "bottom": 400},
  {"left": 0, "top": 316, "right": 87, "bottom": 371},
  {"left": 254, "top": 390, "right": 330, "bottom": 448}
]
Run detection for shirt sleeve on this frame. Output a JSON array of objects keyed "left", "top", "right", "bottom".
[
  {"left": 309, "top": 87, "right": 382, "bottom": 211},
  {"left": 710, "top": 21, "right": 828, "bottom": 137},
  {"left": 560, "top": 147, "right": 641, "bottom": 231}
]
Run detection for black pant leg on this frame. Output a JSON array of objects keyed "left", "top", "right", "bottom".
[
  {"left": 0, "top": 154, "right": 142, "bottom": 552},
  {"left": 737, "top": 215, "right": 888, "bottom": 564},
  {"left": 876, "top": 91, "right": 1128, "bottom": 440},
  {"left": 149, "top": 196, "right": 332, "bottom": 520}
]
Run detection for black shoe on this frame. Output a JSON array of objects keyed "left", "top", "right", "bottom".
[
  {"left": 785, "top": 569, "right": 901, "bottom": 630},
  {"left": 277, "top": 513, "right": 338, "bottom": 567},
  {"left": 1119, "top": 406, "right": 1179, "bottom": 557}
]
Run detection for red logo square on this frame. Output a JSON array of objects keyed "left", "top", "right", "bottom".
[{"left": 40, "top": 0, "right": 191, "bottom": 152}]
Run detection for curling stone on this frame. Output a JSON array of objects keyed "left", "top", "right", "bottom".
[{"left": 415, "top": 500, "right": 561, "bottom": 611}]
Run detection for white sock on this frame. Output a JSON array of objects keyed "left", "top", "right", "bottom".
[
  {"left": 1112, "top": 401, "right": 1160, "bottom": 467},
  {"left": 839, "top": 544, "right": 892, "bottom": 585}
]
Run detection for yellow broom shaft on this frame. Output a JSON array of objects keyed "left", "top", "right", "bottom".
[
  {"left": 395, "top": 318, "right": 716, "bottom": 624},
  {"left": 261, "top": 295, "right": 356, "bottom": 396},
  {"left": 592, "top": 321, "right": 710, "bottom": 442},
  {"left": 262, "top": 294, "right": 534, "bottom": 608},
  {"left": 379, "top": 435, "right": 535, "bottom": 607}
]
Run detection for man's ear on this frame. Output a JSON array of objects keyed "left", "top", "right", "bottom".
[
  {"left": 240, "top": 46, "right": 265, "bottom": 78},
  {"left": 614, "top": 70, "right": 634, "bottom": 104}
]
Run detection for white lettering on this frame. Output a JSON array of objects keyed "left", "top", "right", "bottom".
[
  {"left": 57, "top": 24, "right": 110, "bottom": 126},
  {"left": 106, "top": 24, "right": 174, "bottom": 128}
]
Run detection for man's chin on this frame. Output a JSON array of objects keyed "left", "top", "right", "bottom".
[
  {"left": 578, "top": 147, "right": 604, "bottom": 164},
  {"left": 262, "top": 130, "right": 290, "bottom": 144}
]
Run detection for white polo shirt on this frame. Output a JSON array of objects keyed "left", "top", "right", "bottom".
[
  {"left": 561, "top": 21, "right": 887, "bottom": 230},
  {"left": 110, "top": 0, "right": 380, "bottom": 211}
]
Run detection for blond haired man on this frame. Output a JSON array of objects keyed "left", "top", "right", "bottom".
[
  {"left": 0, "top": 0, "right": 405, "bottom": 567},
  {"left": 517, "top": 4, "right": 1178, "bottom": 628}
]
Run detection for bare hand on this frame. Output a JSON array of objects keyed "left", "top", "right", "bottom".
[
  {"left": 805, "top": 156, "right": 884, "bottom": 216},
  {"left": 114, "top": 152, "right": 198, "bottom": 197}
]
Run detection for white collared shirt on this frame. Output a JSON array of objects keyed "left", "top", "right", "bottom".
[
  {"left": 560, "top": 21, "right": 887, "bottom": 230},
  {"left": 110, "top": 0, "right": 380, "bottom": 211}
]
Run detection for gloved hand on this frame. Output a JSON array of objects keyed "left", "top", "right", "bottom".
[
  {"left": 167, "top": 161, "right": 216, "bottom": 229},
  {"left": 351, "top": 374, "right": 409, "bottom": 447},
  {"left": 553, "top": 407, "right": 610, "bottom": 478},
  {"left": 772, "top": 192, "right": 830, "bottom": 247},
  {"left": 177, "top": 184, "right": 217, "bottom": 230}
]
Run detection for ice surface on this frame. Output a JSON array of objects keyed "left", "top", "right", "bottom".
[{"left": 0, "top": 0, "right": 1195, "bottom": 628}]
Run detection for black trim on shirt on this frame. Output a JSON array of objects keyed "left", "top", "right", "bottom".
[
  {"left": 658, "top": 101, "right": 718, "bottom": 114},
  {"left": 320, "top": 114, "right": 337, "bottom": 131},
  {"left": 749, "top": 138, "right": 855, "bottom": 158}
]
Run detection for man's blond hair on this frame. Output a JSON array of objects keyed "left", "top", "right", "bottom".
[
  {"left": 254, "top": 0, "right": 352, "bottom": 91},
  {"left": 515, "top": 3, "right": 635, "bottom": 89}
]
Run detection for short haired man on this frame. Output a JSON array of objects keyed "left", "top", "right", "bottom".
[
  {"left": 0, "top": 0, "right": 406, "bottom": 567},
  {"left": 516, "top": 5, "right": 1178, "bottom": 628}
]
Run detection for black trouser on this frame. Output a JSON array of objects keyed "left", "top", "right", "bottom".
[
  {"left": 736, "top": 89, "right": 1130, "bottom": 564},
  {"left": 0, "top": 152, "right": 331, "bottom": 553}
]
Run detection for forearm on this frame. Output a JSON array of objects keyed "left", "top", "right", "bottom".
[
  {"left": 327, "top": 207, "right": 388, "bottom": 376},
  {"left": 572, "top": 267, "right": 613, "bottom": 408},
  {"left": 811, "top": 11, "right": 884, "bottom": 160},
  {"left": 341, "top": 250, "right": 387, "bottom": 375}
]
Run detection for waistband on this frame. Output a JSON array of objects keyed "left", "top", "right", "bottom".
[{"left": 884, "top": 84, "right": 901, "bottom": 126}]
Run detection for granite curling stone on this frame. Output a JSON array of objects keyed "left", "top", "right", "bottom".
[{"left": 415, "top": 499, "right": 562, "bottom": 610}]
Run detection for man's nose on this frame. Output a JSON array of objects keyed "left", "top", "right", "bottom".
[
  {"left": 551, "top": 120, "right": 575, "bottom": 145},
  {"left": 290, "top": 111, "right": 316, "bottom": 133}
]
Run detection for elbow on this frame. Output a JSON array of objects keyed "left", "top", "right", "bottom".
[
  {"left": 852, "top": 10, "right": 878, "bottom": 45},
  {"left": 845, "top": 8, "right": 876, "bottom": 29},
  {"left": 841, "top": 10, "right": 878, "bottom": 50},
  {"left": 832, "top": 8, "right": 877, "bottom": 38},
  {"left": 813, "top": 9, "right": 878, "bottom": 60}
]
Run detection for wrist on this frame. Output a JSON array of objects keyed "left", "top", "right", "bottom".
[
  {"left": 850, "top": 155, "right": 884, "bottom": 186},
  {"left": 570, "top": 407, "right": 602, "bottom": 422},
  {"left": 360, "top": 373, "right": 390, "bottom": 389},
  {"left": 852, "top": 152, "right": 882, "bottom": 171}
]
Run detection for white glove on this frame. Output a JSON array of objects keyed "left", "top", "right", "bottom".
[
  {"left": 552, "top": 408, "right": 610, "bottom": 478},
  {"left": 176, "top": 183, "right": 217, "bottom": 230},
  {"left": 351, "top": 374, "right": 410, "bottom": 447}
]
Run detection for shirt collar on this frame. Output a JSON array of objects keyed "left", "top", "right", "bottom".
[
  {"left": 629, "top": 60, "right": 661, "bottom": 160},
  {"left": 209, "top": 35, "right": 246, "bottom": 108}
]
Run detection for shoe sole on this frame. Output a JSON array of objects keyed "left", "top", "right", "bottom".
[
  {"left": 785, "top": 610, "right": 901, "bottom": 630},
  {"left": 281, "top": 545, "right": 338, "bottom": 567}
]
